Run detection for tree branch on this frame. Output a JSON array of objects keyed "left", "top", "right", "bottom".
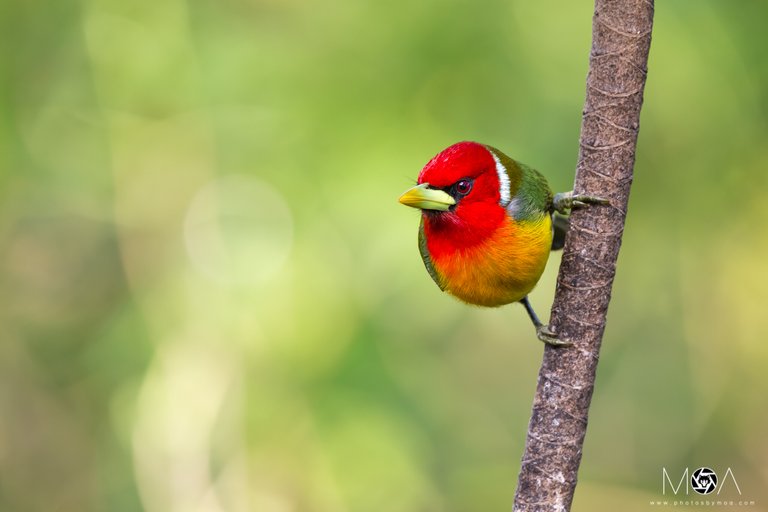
[{"left": 513, "top": 1, "right": 654, "bottom": 511}]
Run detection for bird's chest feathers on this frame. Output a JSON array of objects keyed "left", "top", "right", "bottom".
[{"left": 424, "top": 212, "right": 553, "bottom": 307}]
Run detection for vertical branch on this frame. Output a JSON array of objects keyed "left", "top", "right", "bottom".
[{"left": 513, "top": 1, "right": 654, "bottom": 511}]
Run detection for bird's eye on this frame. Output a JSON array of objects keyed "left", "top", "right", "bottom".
[{"left": 455, "top": 179, "right": 472, "bottom": 196}]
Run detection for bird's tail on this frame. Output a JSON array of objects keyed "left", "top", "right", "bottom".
[{"left": 551, "top": 214, "right": 569, "bottom": 251}]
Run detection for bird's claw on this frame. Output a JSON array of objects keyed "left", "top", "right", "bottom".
[
  {"left": 553, "top": 191, "right": 610, "bottom": 214},
  {"left": 536, "top": 325, "right": 573, "bottom": 347},
  {"left": 573, "top": 194, "right": 610, "bottom": 207}
]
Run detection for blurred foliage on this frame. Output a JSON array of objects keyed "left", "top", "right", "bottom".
[{"left": 1, "top": 0, "right": 768, "bottom": 511}]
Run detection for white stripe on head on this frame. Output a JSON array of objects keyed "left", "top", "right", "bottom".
[{"left": 489, "top": 150, "right": 511, "bottom": 207}]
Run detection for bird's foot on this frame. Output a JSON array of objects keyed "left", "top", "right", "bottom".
[
  {"left": 553, "top": 191, "right": 610, "bottom": 215},
  {"left": 536, "top": 325, "right": 573, "bottom": 347}
]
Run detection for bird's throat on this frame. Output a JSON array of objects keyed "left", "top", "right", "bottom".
[{"left": 421, "top": 203, "right": 506, "bottom": 257}]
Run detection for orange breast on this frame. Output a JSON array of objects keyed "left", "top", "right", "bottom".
[{"left": 430, "top": 214, "right": 553, "bottom": 307}]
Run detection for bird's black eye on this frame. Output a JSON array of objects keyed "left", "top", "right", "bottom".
[{"left": 455, "top": 179, "right": 472, "bottom": 196}]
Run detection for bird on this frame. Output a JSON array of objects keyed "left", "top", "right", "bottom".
[{"left": 398, "top": 141, "right": 607, "bottom": 346}]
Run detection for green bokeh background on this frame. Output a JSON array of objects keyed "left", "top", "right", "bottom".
[{"left": 2, "top": 0, "right": 767, "bottom": 511}]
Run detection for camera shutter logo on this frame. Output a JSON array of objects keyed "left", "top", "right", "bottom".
[{"left": 691, "top": 467, "right": 718, "bottom": 495}]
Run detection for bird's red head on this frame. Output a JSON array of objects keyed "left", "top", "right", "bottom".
[
  {"left": 400, "top": 141, "right": 516, "bottom": 251},
  {"left": 418, "top": 141, "right": 498, "bottom": 191}
]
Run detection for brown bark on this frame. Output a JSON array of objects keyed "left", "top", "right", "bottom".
[{"left": 512, "top": 1, "right": 654, "bottom": 511}]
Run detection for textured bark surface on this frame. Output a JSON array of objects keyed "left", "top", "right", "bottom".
[{"left": 512, "top": 1, "right": 654, "bottom": 511}]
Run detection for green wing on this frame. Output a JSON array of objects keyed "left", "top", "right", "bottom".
[
  {"left": 418, "top": 217, "right": 445, "bottom": 290},
  {"left": 513, "top": 161, "right": 554, "bottom": 219}
]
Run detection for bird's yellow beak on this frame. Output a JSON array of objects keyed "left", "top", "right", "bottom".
[{"left": 398, "top": 183, "right": 456, "bottom": 211}]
